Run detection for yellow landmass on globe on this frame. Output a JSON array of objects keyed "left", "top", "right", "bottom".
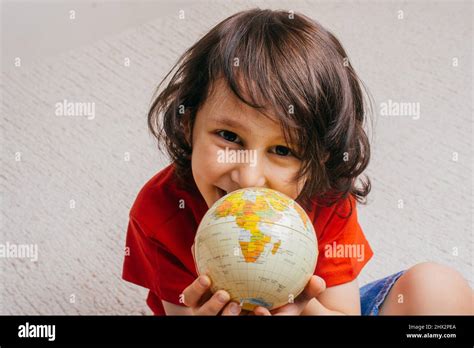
[
  {"left": 293, "top": 201, "right": 310, "bottom": 229},
  {"left": 214, "top": 190, "right": 289, "bottom": 263},
  {"left": 271, "top": 240, "right": 281, "bottom": 254}
]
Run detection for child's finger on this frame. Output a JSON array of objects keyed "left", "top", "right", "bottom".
[
  {"left": 253, "top": 306, "right": 272, "bottom": 316},
  {"left": 221, "top": 301, "right": 242, "bottom": 316},
  {"left": 272, "top": 303, "right": 300, "bottom": 315},
  {"left": 196, "top": 290, "right": 230, "bottom": 315},
  {"left": 191, "top": 243, "right": 195, "bottom": 260},
  {"left": 182, "top": 275, "right": 211, "bottom": 308}
]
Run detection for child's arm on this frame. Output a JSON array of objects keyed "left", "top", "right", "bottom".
[{"left": 301, "top": 279, "right": 361, "bottom": 315}]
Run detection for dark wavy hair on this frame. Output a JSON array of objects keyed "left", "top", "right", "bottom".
[{"left": 148, "top": 9, "right": 373, "bottom": 214}]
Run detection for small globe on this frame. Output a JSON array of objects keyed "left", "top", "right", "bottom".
[{"left": 194, "top": 187, "right": 318, "bottom": 311}]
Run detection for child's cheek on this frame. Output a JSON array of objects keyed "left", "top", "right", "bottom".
[
  {"left": 266, "top": 165, "right": 304, "bottom": 200},
  {"left": 193, "top": 138, "right": 226, "bottom": 179}
]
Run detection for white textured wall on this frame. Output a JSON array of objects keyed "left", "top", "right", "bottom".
[{"left": 1, "top": 0, "right": 472, "bottom": 314}]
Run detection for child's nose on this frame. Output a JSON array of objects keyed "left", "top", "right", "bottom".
[{"left": 230, "top": 163, "right": 266, "bottom": 189}]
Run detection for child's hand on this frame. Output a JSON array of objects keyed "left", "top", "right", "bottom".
[
  {"left": 252, "top": 275, "right": 326, "bottom": 316},
  {"left": 181, "top": 275, "right": 242, "bottom": 315}
]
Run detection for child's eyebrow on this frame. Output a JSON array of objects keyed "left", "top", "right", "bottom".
[{"left": 213, "top": 116, "right": 248, "bottom": 131}]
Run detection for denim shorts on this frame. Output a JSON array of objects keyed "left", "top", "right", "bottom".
[{"left": 360, "top": 270, "right": 406, "bottom": 315}]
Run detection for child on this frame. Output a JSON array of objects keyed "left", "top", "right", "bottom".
[{"left": 122, "top": 9, "right": 472, "bottom": 315}]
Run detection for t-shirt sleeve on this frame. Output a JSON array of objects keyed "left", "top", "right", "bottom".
[
  {"left": 122, "top": 216, "right": 195, "bottom": 309},
  {"left": 314, "top": 195, "right": 373, "bottom": 287}
]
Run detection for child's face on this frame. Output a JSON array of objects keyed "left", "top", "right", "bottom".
[{"left": 191, "top": 79, "right": 305, "bottom": 208}]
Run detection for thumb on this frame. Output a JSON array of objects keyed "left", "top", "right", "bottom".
[
  {"left": 301, "top": 275, "right": 326, "bottom": 300},
  {"left": 287, "top": 275, "right": 326, "bottom": 311}
]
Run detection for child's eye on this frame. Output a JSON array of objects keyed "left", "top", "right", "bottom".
[
  {"left": 217, "top": 130, "right": 241, "bottom": 144},
  {"left": 272, "top": 145, "right": 293, "bottom": 157}
]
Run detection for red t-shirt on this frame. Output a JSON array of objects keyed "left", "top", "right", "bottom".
[{"left": 122, "top": 164, "right": 373, "bottom": 315}]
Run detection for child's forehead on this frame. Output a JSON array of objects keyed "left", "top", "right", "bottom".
[
  {"left": 205, "top": 79, "right": 275, "bottom": 119},
  {"left": 206, "top": 104, "right": 282, "bottom": 136},
  {"left": 204, "top": 82, "right": 280, "bottom": 128}
]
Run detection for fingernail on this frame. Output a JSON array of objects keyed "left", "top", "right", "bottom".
[
  {"left": 217, "top": 291, "right": 229, "bottom": 303},
  {"left": 230, "top": 302, "right": 241, "bottom": 314},
  {"left": 318, "top": 277, "right": 326, "bottom": 288},
  {"left": 199, "top": 276, "right": 210, "bottom": 287}
]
